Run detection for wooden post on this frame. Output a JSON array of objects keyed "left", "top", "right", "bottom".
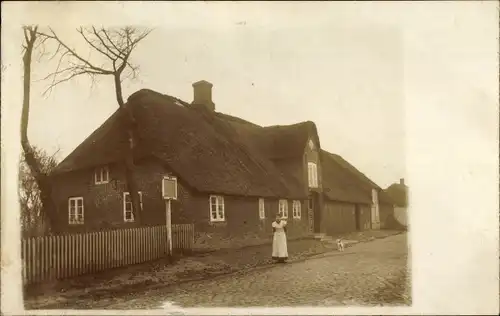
[{"left": 166, "top": 199, "right": 173, "bottom": 257}]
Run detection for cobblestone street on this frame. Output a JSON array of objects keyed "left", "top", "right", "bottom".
[{"left": 99, "top": 233, "right": 410, "bottom": 309}]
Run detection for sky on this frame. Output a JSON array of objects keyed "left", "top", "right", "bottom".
[{"left": 2, "top": 1, "right": 498, "bottom": 190}]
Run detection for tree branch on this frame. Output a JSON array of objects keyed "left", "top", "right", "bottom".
[
  {"left": 37, "top": 28, "right": 114, "bottom": 75},
  {"left": 77, "top": 27, "right": 118, "bottom": 62},
  {"left": 92, "top": 27, "right": 123, "bottom": 59}
]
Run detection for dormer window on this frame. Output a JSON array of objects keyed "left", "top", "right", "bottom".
[
  {"left": 308, "top": 139, "right": 315, "bottom": 150},
  {"left": 94, "top": 166, "right": 109, "bottom": 184},
  {"left": 308, "top": 162, "right": 318, "bottom": 188}
]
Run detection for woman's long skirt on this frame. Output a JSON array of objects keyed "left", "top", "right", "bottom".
[{"left": 272, "top": 231, "right": 288, "bottom": 262}]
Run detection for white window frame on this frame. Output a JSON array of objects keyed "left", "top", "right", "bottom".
[
  {"left": 278, "top": 199, "right": 288, "bottom": 219},
  {"left": 292, "top": 200, "right": 302, "bottom": 219},
  {"left": 209, "top": 195, "right": 225, "bottom": 222},
  {"left": 258, "top": 198, "right": 265, "bottom": 219},
  {"left": 308, "top": 162, "right": 318, "bottom": 188},
  {"left": 123, "top": 191, "right": 143, "bottom": 222},
  {"left": 68, "top": 197, "right": 84, "bottom": 225},
  {"left": 94, "top": 166, "right": 110, "bottom": 185}
]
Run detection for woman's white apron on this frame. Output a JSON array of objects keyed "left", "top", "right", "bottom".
[{"left": 272, "top": 220, "right": 288, "bottom": 259}]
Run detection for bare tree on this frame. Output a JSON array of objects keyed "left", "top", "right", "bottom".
[
  {"left": 19, "top": 146, "right": 59, "bottom": 237},
  {"left": 36, "top": 26, "right": 152, "bottom": 222},
  {"left": 21, "top": 26, "right": 60, "bottom": 232}
]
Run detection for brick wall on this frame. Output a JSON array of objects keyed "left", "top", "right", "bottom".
[
  {"left": 304, "top": 138, "right": 323, "bottom": 192},
  {"left": 51, "top": 157, "right": 311, "bottom": 248},
  {"left": 51, "top": 157, "right": 186, "bottom": 233},
  {"left": 185, "top": 193, "right": 311, "bottom": 250}
]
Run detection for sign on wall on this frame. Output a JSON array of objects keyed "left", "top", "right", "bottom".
[{"left": 162, "top": 175, "right": 178, "bottom": 200}]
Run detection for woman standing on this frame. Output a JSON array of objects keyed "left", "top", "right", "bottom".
[{"left": 272, "top": 213, "right": 288, "bottom": 263}]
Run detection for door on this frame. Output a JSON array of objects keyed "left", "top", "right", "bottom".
[
  {"left": 307, "top": 198, "right": 314, "bottom": 233},
  {"left": 310, "top": 192, "right": 321, "bottom": 233},
  {"left": 354, "top": 204, "right": 361, "bottom": 231}
]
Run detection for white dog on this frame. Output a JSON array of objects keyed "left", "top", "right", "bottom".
[{"left": 336, "top": 238, "right": 345, "bottom": 252}]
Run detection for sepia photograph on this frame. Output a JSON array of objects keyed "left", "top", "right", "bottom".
[{"left": 1, "top": 1, "right": 498, "bottom": 315}]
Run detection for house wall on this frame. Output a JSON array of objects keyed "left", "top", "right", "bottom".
[
  {"left": 370, "top": 189, "right": 378, "bottom": 229},
  {"left": 380, "top": 206, "right": 407, "bottom": 230},
  {"left": 51, "top": 158, "right": 311, "bottom": 249},
  {"left": 321, "top": 201, "right": 372, "bottom": 236},
  {"left": 51, "top": 157, "right": 188, "bottom": 234},
  {"left": 183, "top": 192, "right": 311, "bottom": 250},
  {"left": 358, "top": 204, "right": 372, "bottom": 231},
  {"left": 393, "top": 207, "right": 408, "bottom": 227},
  {"left": 304, "top": 137, "right": 324, "bottom": 234},
  {"left": 304, "top": 138, "right": 323, "bottom": 191},
  {"left": 322, "top": 201, "right": 356, "bottom": 235}
]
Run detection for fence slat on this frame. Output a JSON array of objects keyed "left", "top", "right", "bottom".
[
  {"left": 22, "top": 240, "right": 27, "bottom": 285},
  {"left": 21, "top": 224, "right": 194, "bottom": 285},
  {"left": 81, "top": 233, "right": 86, "bottom": 275},
  {"left": 90, "top": 233, "right": 95, "bottom": 274}
]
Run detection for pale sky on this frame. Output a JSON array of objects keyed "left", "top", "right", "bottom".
[{"left": 2, "top": 1, "right": 498, "bottom": 190}]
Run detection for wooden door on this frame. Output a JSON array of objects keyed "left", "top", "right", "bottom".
[{"left": 307, "top": 198, "right": 314, "bottom": 233}]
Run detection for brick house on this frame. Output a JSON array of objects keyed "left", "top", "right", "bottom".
[{"left": 50, "top": 80, "right": 393, "bottom": 247}]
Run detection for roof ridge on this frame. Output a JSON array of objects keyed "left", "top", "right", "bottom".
[
  {"left": 54, "top": 109, "right": 121, "bottom": 173},
  {"left": 262, "top": 120, "right": 314, "bottom": 129}
]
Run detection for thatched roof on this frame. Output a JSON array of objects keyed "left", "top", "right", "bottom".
[
  {"left": 54, "top": 88, "right": 390, "bottom": 203},
  {"left": 320, "top": 150, "right": 372, "bottom": 204},
  {"left": 324, "top": 151, "right": 394, "bottom": 205},
  {"left": 54, "top": 89, "right": 315, "bottom": 199}
]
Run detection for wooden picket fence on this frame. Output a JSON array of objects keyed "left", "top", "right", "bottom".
[{"left": 21, "top": 224, "right": 194, "bottom": 286}]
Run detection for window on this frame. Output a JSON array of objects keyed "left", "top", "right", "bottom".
[
  {"left": 292, "top": 200, "right": 302, "bottom": 219},
  {"left": 308, "top": 139, "right": 315, "bottom": 150},
  {"left": 308, "top": 162, "right": 318, "bottom": 188},
  {"left": 278, "top": 199, "right": 288, "bottom": 218},
  {"left": 94, "top": 166, "right": 109, "bottom": 184},
  {"left": 258, "top": 198, "right": 265, "bottom": 219},
  {"left": 210, "top": 195, "right": 225, "bottom": 222},
  {"left": 123, "top": 191, "right": 143, "bottom": 222},
  {"left": 68, "top": 197, "right": 84, "bottom": 224}
]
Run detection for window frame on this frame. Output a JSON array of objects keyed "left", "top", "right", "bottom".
[
  {"left": 209, "top": 195, "right": 225, "bottom": 222},
  {"left": 94, "top": 166, "right": 110, "bottom": 185},
  {"left": 258, "top": 198, "right": 265, "bottom": 219},
  {"left": 68, "top": 197, "right": 84, "bottom": 225},
  {"left": 278, "top": 199, "right": 288, "bottom": 219},
  {"left": 123, "top": 191, "right": 143, "bottom": 222},
  {"left": 292, "top": 200, "right": 302, "bottom": 219},
  {"left": 308, "top": 162, "right": 318, "bottom": 188}
]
